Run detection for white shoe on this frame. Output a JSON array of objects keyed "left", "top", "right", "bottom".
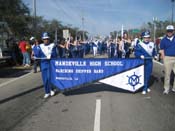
[
  {"left": 172, "top": 88, "right": 175, "bottom": 92},
  {"left": 44, "top": 94, "right": 50, "bottom": 99},
  {"left": 147, "top": 88, "right": 151, "bottom": 93},
  {"left": 163, "top": 90, "right": 169, "bottom": 95},
  {"left": 142, "top": 91, "right": 146, "bottom": 95},
  {"left": 50, "top": 90, "right": 55, "bottom": 96},
  {"left": 25, "top": 64, "right": 30, "bottom": 67}
]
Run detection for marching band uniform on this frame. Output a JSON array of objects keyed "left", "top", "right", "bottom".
[
  {"left": 108, "top": 40, "right": 117, "bottom": 58},
  {"left": 93, "top": 40, "right": 98, "bottom": 57},
  {"left": 134, "top": 31, "right": 157, "bottom": 94},
  {"left": 31, "top": 37, "right": 41, "bottom": 73},
  {"left": 36, "top": 32, "right": 57, "bottom": 98}
]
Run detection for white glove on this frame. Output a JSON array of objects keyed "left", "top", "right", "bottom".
[
  {"left": 47, "top": 55, "right": 51, "bottom": 59},
  {"left": 140, "top": 55, "right": 144, "bottom": 59},
  {"left": 154, "top": 56, "right": 158, "bottom": 60}
]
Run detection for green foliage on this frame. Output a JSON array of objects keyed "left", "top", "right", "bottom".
[
  {"left": 143, "top": 20, "right": 174, "bottom": 38},
  {"left": 0, "top": 0, "right": 84, "bottom": 41},
  {"left": 0, "top": 0, "right": 31, "bottom": 37}
]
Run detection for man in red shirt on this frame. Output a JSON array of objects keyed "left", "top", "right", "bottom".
[{"left": 19, "top": 38, "right": 30, "bottom": 67}]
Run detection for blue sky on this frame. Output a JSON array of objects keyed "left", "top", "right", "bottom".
[{"left": 23, "top": 0, "right": 174, "bottom": 36}]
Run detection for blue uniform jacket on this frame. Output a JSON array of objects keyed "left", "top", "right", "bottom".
[
  {"left": 134, "top": 41, "right": 156, "bottom": 59},
  {"left": 36, "top": 43, "right": 57, "bottom": 70},
  {"left": 32, "top": 45, "right": 40, "bottom": 57}
]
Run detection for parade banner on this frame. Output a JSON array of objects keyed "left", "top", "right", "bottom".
[{"left": 50, "top": 58, "right": 144, "bottom": 92}]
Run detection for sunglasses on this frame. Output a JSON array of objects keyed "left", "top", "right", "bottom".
[{"left": 167, "top": 30, "right": 174, "bottom": 33}]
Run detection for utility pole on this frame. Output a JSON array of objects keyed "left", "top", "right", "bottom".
[
  {"left": 33, "top": 0, "right": 36, "bottom": 35},
  {"left": 171, "top": 0, "right": 175, "bottom": 24},
  {"left": 153, "top": 17, "right": 157, "bottom": 43},
  {"left": 55, "top": 28, "right": 57, "bottom": 44},
  {"left": 121, "top": 25, "right": 124, "bottom": 38},
  {"left": 82, "top": 16, "right": 85, "bottom": 41}
]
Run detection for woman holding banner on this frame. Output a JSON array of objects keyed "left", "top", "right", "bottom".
[{"left": 134, "top": 31, "right": 157, "bottom": 95}]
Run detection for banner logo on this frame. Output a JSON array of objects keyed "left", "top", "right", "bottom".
[{"left": 127, "top": 72, "right": 142, "bottom": 90}]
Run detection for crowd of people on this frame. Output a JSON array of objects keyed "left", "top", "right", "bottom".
[
  {"left": 6, "top": 24, "right": 175, "bottom": 98},
  {"left": 54, "top": 32, "right": 137, "bottom": 59},
  {"left": 13, "top": 29, "right": 159, "bottom": 71}
]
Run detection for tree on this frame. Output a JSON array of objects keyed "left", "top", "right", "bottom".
[
  {"left": 141, "top": 20, "right": 174, "bottom": 38},
  {"left": 0, "top": 0, "right": 31, "bottom": 38},
  {"left": 0, "top": 0, "right": 88, "bottom": 41},
  {"left": 110, "top": 31, "right": 117, "bottom": 39}
]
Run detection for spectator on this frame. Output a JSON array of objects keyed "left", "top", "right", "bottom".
[
  {"left": 26, "top": 40, "right": 32, "bottom": 65},
  {"left": 18, "top": 38, "right": 30, "bottom": 67}
]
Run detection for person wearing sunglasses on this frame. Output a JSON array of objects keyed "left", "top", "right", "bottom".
[{"left": 160, "top": 25, "right": 175, "bottom": 94}]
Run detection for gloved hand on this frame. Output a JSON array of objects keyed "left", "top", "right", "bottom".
[
  {"left": 140, "top": 55, "right": 144, "bottom": 59},
  {"left": 154, "top": 56, "right": 158, "bottom": 60},
  {"left": 47, "top": 55, "right": 51, "bottom": 59}
]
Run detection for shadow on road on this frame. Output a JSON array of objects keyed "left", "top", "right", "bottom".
[
  {"left": 62, "top": 75, "right": 159, "bottom": 96},
  {"left": 0, "top": 66, "right": 32, "bottom": 78},
  {"left": 0, "top": 86, "right": 43, "bottom": 104}
]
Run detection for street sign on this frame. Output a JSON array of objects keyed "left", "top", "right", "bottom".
[
  {"left": 63, "top": 29, "right": 69, "bottom": 40},
  {"left": 132, "top": 29, "right": 140, "bottom": 33}
]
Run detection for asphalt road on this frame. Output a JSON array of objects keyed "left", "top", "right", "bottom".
[{"left": 0, "top": 59, "right": 175, "bottom": 131}]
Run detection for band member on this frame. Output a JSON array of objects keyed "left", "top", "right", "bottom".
[
  {"left": 36, "top": 32, "right": 58, "bottom": 98},
  {"left": 134, "top": 31, "right": 157, "bottom": 95}
]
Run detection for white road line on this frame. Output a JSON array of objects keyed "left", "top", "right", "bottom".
[
  {"left": 94, "top": 99, "right": 101, "bottom": 131},
  {"left": 0, "top": 72, "right": 32, "bottom": 88}
]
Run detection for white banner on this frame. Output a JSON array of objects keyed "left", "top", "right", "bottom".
[{"left": 99, "top": 65, "right": 144, "bottom": 92}]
